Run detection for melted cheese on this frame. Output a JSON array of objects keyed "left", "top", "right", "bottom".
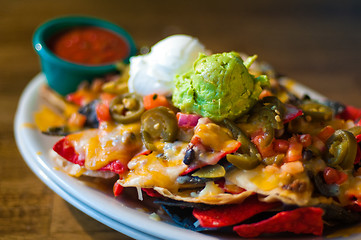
[
  {"left": 194, "top": 123, "right": 239, "bottom": 152},
  {"left": 226, "top": 165, "right": 313, "bottom": 206},
  {"left": 67, "top": 123, "right": 142, "bottom": 170},
  {"left": 198, "top": 181, "right": 224, "bottom": 197},
  {"left": 121, "top": 141, "right": 188, "bottom": 190},
  {"left": 34, "top": 105, "right": 66, "bottom": 131}
]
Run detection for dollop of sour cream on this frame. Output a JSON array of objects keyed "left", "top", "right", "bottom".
[{"left": 128, "top": 34, "right": 205, "bottom": 96}]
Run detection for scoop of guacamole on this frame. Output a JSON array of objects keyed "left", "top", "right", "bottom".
[{"left": 172, "top": 52, "right": 269, "bottom": 121}]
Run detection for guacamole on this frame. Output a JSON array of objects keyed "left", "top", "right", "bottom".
[{"left": 172, "top": 52, "right": 269, "bottom": 121}]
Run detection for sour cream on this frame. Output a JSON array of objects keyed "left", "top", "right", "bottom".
[{"left": 128, "top": 34, "right": 205, "bottom": 96}]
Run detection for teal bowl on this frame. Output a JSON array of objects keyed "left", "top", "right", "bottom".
[{"left": 33, "top": 16, "right": 136, "bottom": 95}]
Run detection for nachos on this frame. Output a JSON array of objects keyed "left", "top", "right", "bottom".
[{"left": 35, "top": 37, "right": 361, "bottom": 238}]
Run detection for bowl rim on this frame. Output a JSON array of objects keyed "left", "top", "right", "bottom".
[{"left": 32, "top": 15, "right": 137, "bottom": 70}]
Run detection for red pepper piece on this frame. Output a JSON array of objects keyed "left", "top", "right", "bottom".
[
  {"left": 53, "top": 138, "right": 127, "bottom": 174},
  {"left": 53, "top": 137, "right": 85, "bottom": 166},
  {"left": 113, "top": 181, "right": 123, "bottom": 197},
  {"left": 192, "top": 196, "right": 280, "bottom": 228},
  {"left": 99, "top": 160, "right": 126, "bottom": 174},
  {"left": 323, "top": 167, "right": 348, "bottom": 185},
  {"left": 283, "top": 104, "right": 303, "bottom": 123},
  {"left": 233, "top": 207, "right": 324, "bottom": 237},
  {"left": 142, "top": 188, "right": 162, "bottom": 198}
]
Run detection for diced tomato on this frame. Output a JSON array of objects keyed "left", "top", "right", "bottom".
[
  {"left": 66, "top": 89, "right": 97, "bottom": 106},
  {"left": 67, "top": 112, "right": 87, "bottom": 128},
  {"left": 323, "top": 167, "right": 348, "bottom": 185},
  {"left": 312, "top": 136, "right": 326, "bottom": 152},
  {"left": 273, "top": 139, "right": 289, "bottom": 153},
  {"left": 298, "top": 134, "right": 312, "bottom": 147},
  {"left": 113, "top": 181, "right": 123, "bottom": 197},
  {"left": 143, "top": 93, "right": 170, "bottom": 110},
  {"left": 259, "top": 89, "right": 273, "bottom": 99},
  {"left": 317, "top": 125, "right": 335, "bottom": 143},
  {"left": 284, "top": 137, "right": 303, "bottom": 162},
  {"left": 96, "top": 102, "right": 111, "bottom": 122},
  {"left": 252, "top": 135, "right": 276, "bottom": 158},
  {"left": 99, "top": 92, "right": 116, "bottom": 105}
]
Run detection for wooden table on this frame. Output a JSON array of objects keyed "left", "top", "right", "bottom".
[{"left": 1, "top": 0, "right": 361, "bottom": 239}]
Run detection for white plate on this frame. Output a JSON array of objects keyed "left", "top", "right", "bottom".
[{"left": 14, "top": 74, "right": 361, "bottom": 240}]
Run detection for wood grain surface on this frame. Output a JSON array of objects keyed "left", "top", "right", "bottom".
[{"left": 1, "top": 0, "right": 361, "bottom": 239}]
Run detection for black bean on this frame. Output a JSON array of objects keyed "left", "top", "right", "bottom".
[
  {"left": 78, "top": 100, "right": 99, "bottom": 128},
  {"left": 183, "top": 147, "right": 195, "bottom": 165},
  {"left": 302, "top": 149, "right": 314, "bottom": 161}
]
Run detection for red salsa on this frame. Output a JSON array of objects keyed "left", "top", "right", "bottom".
[{"left": 47, "top": 26, "right": 129, "bottom": 65}]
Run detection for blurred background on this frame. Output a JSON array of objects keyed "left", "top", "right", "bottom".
[{"left": 1, "top": 0, "right": 361, "bottom": 239}]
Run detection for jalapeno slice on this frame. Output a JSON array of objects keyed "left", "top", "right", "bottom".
[
  {"left": 300, "top": 101, "right": 333, "bottom": 121},
  {"left": 109, "top": 93, "right": 145, "bottom": 123},
  {"left": 141, "top": 106, "right": 178, "bottom": 151},
  {"left": 261, "top": 96, "right": 286, "bottom": 118},
  {"left": 224, "top": 119, "right": 261, "bottom": 170},
  {"left": 326, "top": 129, "right": 357, "bottom": 170}
]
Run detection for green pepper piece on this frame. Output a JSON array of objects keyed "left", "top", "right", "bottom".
[
  {"left": 140, "top": 106, "right": 178, "bottom": 150},
  {"left": 326, "top": 130, "right": 357, "bottom": 170},
  {"left": 109, "top": 93, "right": 145, "bottom": 123},
  {"left": 300, "top": 101, "right": 333, "bottom": 121},
  {"left": 226, "top": 153, "right": 260, "bottom": 170},
  {"left": 191, "top": 164, "right": 226, "bottom": 178},
  {"left": 223, "top": 119, "right": 261, "bottom": 170}
]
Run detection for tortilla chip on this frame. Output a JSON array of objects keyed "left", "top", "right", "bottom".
[{"left": 154, "top": 186, "right": 253, "bottom": 205}]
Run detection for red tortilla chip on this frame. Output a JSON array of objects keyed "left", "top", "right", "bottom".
[
  {"left": 233, "top": 207, "right": 324, "bottom": 237},
  {"left": 192, "top": 196, "right": 280, "bottom": 228}
]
